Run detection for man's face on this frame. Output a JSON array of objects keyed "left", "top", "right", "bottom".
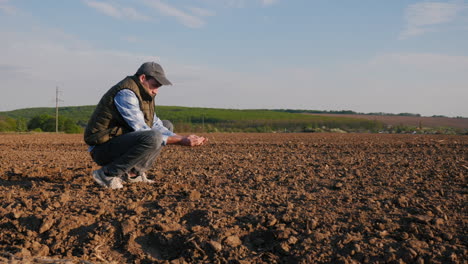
[{"left": 140, "top": 75, "right": 162, "bottom": 96}]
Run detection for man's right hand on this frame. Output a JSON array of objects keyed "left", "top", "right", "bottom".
[{"left": 180, "top": 135, "right": 207, "bottom": 146}]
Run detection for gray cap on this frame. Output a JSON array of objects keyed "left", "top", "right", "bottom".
[{"left": 136, "top": 62, "right": 172, "bottom": 86}]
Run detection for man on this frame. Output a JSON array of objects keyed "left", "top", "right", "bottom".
[{"left": 84, "top": 61, "right": 207, "bottom": 189}]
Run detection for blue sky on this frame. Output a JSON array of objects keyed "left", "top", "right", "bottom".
[{"left": 1, "top": 0, "right": 467, "bottom": 116}]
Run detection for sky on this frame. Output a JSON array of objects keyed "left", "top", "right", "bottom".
[{"left": 0, "top": 0, "right": 467, "bottom": 117}]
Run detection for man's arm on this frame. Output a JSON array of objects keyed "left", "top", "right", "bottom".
[
  {"left": 150, "top": 112, "right": 207, "bottom": 146},
  {"left": 115, "top": 90, "right": 207, "bottom": 147},
  {"left": 152, "top": 115, "right": 175, "bottom": 138},
  {"left": 167, "top": 134, "right": 207, "bottom": 146}
]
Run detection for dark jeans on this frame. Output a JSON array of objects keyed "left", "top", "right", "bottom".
[{"left": 91, "top": 120, "right": 173, "bottom": 177}]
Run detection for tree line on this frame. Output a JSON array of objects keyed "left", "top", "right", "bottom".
[
  {"left": 274, "top": 109, "right": 424, "bottom": 117},
  {"left": 0, "top": 115, "right": 82, "bottom": 133}
]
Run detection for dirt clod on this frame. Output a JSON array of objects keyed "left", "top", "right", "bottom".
[
  {"left": 39, "top": 216, "right": 55, "bottom": 234},
  {"left": 224, "top": 235, "right": 242, "bottom": 247},
  {"left": 208, "top": 240, "right": 222, "bottom": 252},
  {"left": 189, "top": 190, "right": 201, "bottom": 201}
]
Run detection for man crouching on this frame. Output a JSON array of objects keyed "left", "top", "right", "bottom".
[{"left": 84, "top": 61, "right": 207, "bottom": 189}]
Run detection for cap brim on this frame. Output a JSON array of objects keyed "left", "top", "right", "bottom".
[{"left": 154, "top": 75, "right": 172, "bottom": 86}]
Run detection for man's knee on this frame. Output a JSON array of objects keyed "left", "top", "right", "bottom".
[
  {"left": 162, "top": 120, "right": 174, "bottom": 132},
  {"left": 140, "top": 130, "right": 164, "bottom": 148}
]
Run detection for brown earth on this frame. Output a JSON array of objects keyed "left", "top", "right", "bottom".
[
  {"left": 0, "top": 133, "right": 466, "bottom": 264},
  {"left": 309, "top": 114, "right": 468, "bottom": 130}
]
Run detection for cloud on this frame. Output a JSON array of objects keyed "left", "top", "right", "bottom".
[
  {"left": 168, "top": 52, "right": 468, "bottom": 116},
  {"left": 82, "top": 0, "right": 273, "bottom": 28},
  {"left": 1, "top": 17, "right": 466, "bottom": 116},
  {"left": 84, "top": 0, "right": 120, "bottom": 17},
  {"left": 120, "top": 6, "right": 152, "bottom": 21},
  {"left": 83, "top": 0, "right": 151, "bottom": 21},
  {"left": 142, "top": 0, "right": 206, "bottom": 28},
  {"left": 345, "top": 52, "right": 468, "bottom": 115},
  {"left": 370, "top": 52, "right": 468, "bottom": 72},
  {"left": 0, "top": 27, "right": 160, "bottom": 111},
  {"left": 401, "top": 1, "right": 468, "bottom": 38},
  {"left": 261, "top": 0, "right": 278, "bottom": 6},
  {"left": 188, "top": 7, "right": 215, "bottom": 17},
  {"left": 202, "top": 0, "right": 245, "bottom": 8},
  {"left": 200, "top": 0, "right": 278, "bottom": 8},
  {"left": 0, "top": 0, "right": 16, "bottom": 14},
  {"left": 139, "top": 0, "right": 274, "bottom": 28}
]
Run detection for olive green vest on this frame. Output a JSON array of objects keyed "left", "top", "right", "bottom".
[{"left": 84, "top": 76, "right": 155, "bottom": 145}]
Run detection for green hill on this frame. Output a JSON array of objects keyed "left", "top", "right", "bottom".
[
  {"left": 0, "top": 106, "right": 96, "bottom": 128},
  {"left": 0, "top": 105, "right": 384, "bottom": 133}
]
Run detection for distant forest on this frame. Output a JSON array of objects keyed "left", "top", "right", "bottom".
[{"left": 274, "top": 109, "right": 466, "bottom": 119}]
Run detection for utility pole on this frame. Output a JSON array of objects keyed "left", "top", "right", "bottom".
[
  {"left": 55, "top": 86, "right": 59, "bottom": 133},
  {"left": 202, "top": 114, "right": 205, "bottom": 132}
]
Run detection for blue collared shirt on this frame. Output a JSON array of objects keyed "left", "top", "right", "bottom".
[
  {"left": 114, "top": 89, "right": 175, "bottom": 145},
  {"left": 88, "top": 89, "right": 175, "bottom": 151}
]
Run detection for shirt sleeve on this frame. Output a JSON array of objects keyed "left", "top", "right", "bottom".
[
  {"left": 152, "top": 114, "right": 175, "bottom": 145},
  {"left": 114, "top": 89, "right": 151, "bottom": 131},
  {"left": 114, "top": 89, "right": 174, "bottom": 145}
]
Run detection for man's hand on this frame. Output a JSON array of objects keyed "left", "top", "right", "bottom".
[
  {"left": 181, "top": 135, "right": 208, "bottom": 146},
  {"left": 167, "top": 134, "right": 208, "bottom": 146}
]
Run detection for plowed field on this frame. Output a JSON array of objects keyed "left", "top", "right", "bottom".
[
  {"left": 309, "top": 114, "right": 468, "bottom": 130},
  {"left": 0, "top": 133, "right": 466, "bottom": 264}
]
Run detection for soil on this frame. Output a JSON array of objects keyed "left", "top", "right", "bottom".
[{"left": 0, "top": 133, "right": 466, "bottom": 264}]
